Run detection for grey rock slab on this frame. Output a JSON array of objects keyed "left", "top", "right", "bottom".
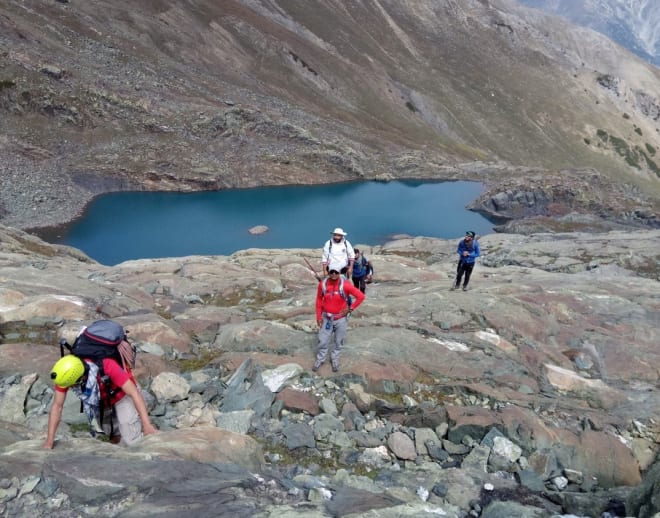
[
  {"left": 282, "top": 422, "right": 316, "bottom": 449},
  {"left": 481, "top": 500, "right": 548, "bottom": 518},
  {"left": 222, "top": 358, "right": 274, "bottom": 417},
  {"left": 387, "top": 431, "right": 417, "bottom": 461}
]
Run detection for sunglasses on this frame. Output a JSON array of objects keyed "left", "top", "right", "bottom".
[{"left": 328, "top": 270, "right": 340, "bottom": 275}]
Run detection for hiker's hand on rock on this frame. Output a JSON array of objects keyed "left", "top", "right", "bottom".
[{"left": 143, "top": 423, "right": 158, "bottom": 436}]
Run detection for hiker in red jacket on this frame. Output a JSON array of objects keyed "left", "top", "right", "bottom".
[{"left": 314, "top": 269, "right": 365, "bottom": 373}]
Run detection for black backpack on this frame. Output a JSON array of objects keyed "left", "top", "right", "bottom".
[
  {"left": 60, "top": 320, "right": 136, "bottom": 379},
  {"left": 69, "top": 320, "right": 126, "bottom": 366}
]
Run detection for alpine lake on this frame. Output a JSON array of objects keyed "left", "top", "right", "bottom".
[{"left": 38, "top": 180, "right": 495, "bottom": 266}]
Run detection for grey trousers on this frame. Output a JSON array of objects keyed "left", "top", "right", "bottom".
[
  {"left": 316, "top": 314, "right": 348, "bottom": 364},
  {"left": 102, "top": 394, "right": 143, "bottom": 446}
]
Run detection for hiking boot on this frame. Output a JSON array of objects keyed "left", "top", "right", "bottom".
[
  {"left": 331, "top": 360, "right": 339, "bottom": 373},
  {"left": 312, "top": 360, "right": 322, "bottom": 373},
  {"left": 450, "top": 284, "right": 458, "bottom": 291},
  {"left": 462, "top": 286, "right": 468, "bottom": 291}
]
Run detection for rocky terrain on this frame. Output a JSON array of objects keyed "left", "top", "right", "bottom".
[
  {"left": 1, "top": 0, "right": 660, "bottom": 234},
  {"left": 0, "top": 224, "right": 658, "bottom": 517},
  {"left": 1, "top": 1, "right": 659, "bottom": 516}
]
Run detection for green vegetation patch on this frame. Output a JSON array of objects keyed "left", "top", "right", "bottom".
[
  {"left": 645, "top": 143, "right": 656, "bottom": 156},
  {"left": 638, "top": 147, "right": 660, "bottom": 177},
  {"left": 596, "top": 129, "right": 608, "bottom": 142},
  {"left": 176, "top": 350, "right": 223, "bottom": 372},
  {"left": 634, "top": 127, "right": 642, "bottom": 136},
  {"left": 608, "top": 135, "right": 640, "bottom": 168},
  {"left": 0, "top": 79, "right": 15, "bottom": 90},
  {"left": 203, "top": 288, "right": 282, "bottom": 307}
]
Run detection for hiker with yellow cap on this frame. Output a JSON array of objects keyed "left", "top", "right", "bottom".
[
  {"left": 321, "top": 227, "right": 355, "bottom": 278},
  {"left": 44, "top": 324, "right": 157, "bottom": 449}
]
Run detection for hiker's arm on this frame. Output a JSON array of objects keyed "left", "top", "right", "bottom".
[
  {"left": 120, "top": 380, "right": 158, "bottom": 436},
  {"left": 344, "top": 284, "right": 365, "bottom": 313},
  {"left": 316, "top": 282, "right": 324, "bottom": 325},
  {"left": 44, "top": 389, "right": 66, "bottom": 449},
  {"left": 321, "top": 243, "right": 329, "bottom": 276},
  {"left": 347, "top": 243, "right": 355, "bottom": 275}
]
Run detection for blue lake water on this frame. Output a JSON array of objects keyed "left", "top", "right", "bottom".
[{"left": 46, "top": 180, "right": 494, "bottom": 265}]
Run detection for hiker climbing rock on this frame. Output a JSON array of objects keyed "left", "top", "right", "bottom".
[
  {"left": 314, "top": 268, "right": 365, "bottom": 373},
  {"left": 44, "top": 321, "right": 157, "bottom": 449},
  {"left": 450, "top": 231, "right": 481, "bottom": 291},
  {"left": 321, "top": 227, "right": 355, "bottom": 278},
  {"left": 351, "top": 248, "right": 373, "bottom": 293}
]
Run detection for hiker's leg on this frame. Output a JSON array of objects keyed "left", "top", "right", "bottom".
[
  {"left": 114, "top": 395, "right": 143, "bottom": 446},
  {"left": 330, "top": 317, "right": 348, "bottom": 366},
  {"left": 101, "top": 405, "right": 121, "bottom": 443},
  {"left": 454, "top": 261, "right": 464, "bottom": 287},
  {"left": 463, "top": 264, "right": 475, "bottom": 287},
  {"left": 315, "top": 315, "right": 333, "bottom": 364},
  {"left": 352, "top": 276, "right": 360, "bottom": 290},
  {"left": 359, "top": 277, "right": 366, "bottom": 293}
]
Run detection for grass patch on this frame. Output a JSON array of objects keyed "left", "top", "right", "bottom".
[
  {"left": 645, "top": 143, "right": 656, "bottom": 156},
  {"left": 68, "top": 422, "right": 91, "bottom": 434},
  {"left": 609, "top": 135, "right": 640, "bottom": 168},
  {"left": 261, "top": 440, "right": 375, "bottom": 479},
  {"left": 203, "top": 288, "right": 282, "bottom": 307},
  {"left": 638, "top": 148, "right": 660, "bottom": 177},
  {"left": 0, "top": 79, "right": 15, "bottom": 90},
  {"left": 634, "top": 127, "right": 642, "bottom": 136},
  {"left": 596, "top": 129, "right": 608, "bottom": 141},
  {"left": 176, "top": 350, "right": 223, "bottom": 372}
]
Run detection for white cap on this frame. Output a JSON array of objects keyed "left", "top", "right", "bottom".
[{"left": 332, "top": 227, "right": 347, "bottom": 236}]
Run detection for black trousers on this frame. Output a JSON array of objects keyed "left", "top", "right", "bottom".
[
  {"left": 352, "top": 275, "right": 367, "bottom": 293},
  {"left": 455, "top": 260, "right": 475, "bottom": 288}
]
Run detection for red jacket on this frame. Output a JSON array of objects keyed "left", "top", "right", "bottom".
[{"left": 316, "top": 277, "right": 365, "bottom": 321}]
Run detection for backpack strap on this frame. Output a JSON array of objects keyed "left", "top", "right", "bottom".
[{"left": 321, "top": 277, "right": 347, "bottom": 301}]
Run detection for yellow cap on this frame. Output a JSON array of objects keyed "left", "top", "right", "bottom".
[{"left": 50, "top": 355, "right": 85, "bottom": 387}]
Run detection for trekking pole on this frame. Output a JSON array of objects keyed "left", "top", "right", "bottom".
[{"left": 303, "top": 257, "right": 323, "bottom": 281}]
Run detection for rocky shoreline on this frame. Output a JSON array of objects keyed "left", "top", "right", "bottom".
[{"left": 3, "top": 162, "right": 660, "bottom": 240}]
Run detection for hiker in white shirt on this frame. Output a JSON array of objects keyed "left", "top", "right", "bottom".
[{"left": 321, "top": 228, "right": 355, "bottom": 278}]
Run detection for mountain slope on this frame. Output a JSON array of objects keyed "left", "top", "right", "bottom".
[
  {"left": 1, "top": 0, "right": 659, "bottom": 229},
  {"left": 517, "top": 0, "right": 660, "bottom": 66}
]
